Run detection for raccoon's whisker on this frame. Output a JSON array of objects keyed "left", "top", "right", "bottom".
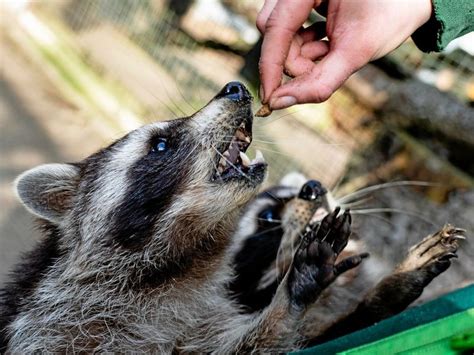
[
  {"left": 297, "top": 231, "right": 306, "bottom": 244},
  {"left": 173, "top": 80, "right": 198, "bottom": 112},
  {"left": 247, "top": 139, "right": 282, "bottom": 145},
  {"left": 211, "top": 145, "right": 251, "bottom": 180},
  {"left": 338, "top": 181, "right": 441, "bottom": 204},
  {"left": 249, "top": 139, "right": 294, "bottom": 146},
  {"left": 154, "top": 76, "right": 189, "bottom": 117},
  {"left": 180, "top": 141, "right": 202, "bottom": 165},
  {"left": 154, "top": 96, "right": 182, "bottom": 119},
  {"left": 84, "top": 30, "right": 183, "bottom": 120},
  {"left": 319, "top": 229, "right": 332, "bottom": 243},
  {"left": 252, "top": 145, "right": 310, "bottom": 159},
  {"left": 251, "top": 137, "right": 345, "bottom": 146},
  {"left": 207, "top": 150, "right": 224, "bottom": 182},
  {"left": 219, "top": 136, "right": 325, "bottom": 147},
  {"left": 275, "top": 228, "right": 300, "bottom": 283},
  {"left": 340, "top": 196, "right": 374, "bottom": 208},
  {"left": 247, "top": 225, "right": 283, "bottom": 239},
  {"left": 351, "top": 208, "right": 435, "bottom": 226},
  {"left": 255, "top": 217, "right": 282, "bottom": 223},
  {"left": 330, "top": 173, "right": 347, "bottom": 195},
  {"left": 237, "top": 215, "right": 282, "bottom": 223},
  {"left": 351, "top": 212, "right": 396, "bottom": 227}
]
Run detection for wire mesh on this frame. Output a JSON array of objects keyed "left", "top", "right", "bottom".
[{"left": 28, "top": 0, "right": 474, "bottom": 187}]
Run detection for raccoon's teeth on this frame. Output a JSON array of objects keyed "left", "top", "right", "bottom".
[
  {"left": 217, "top": 156, "right": 228, "bottom": 174},
  {"left": 239, "top": 151, "right": 251, "bottom": 167},
  {"left": 254, "top": 149, "right": 265, "bottom": 164},
  {"left": 235, "top": 129, "right": 247, "bottom": 142}
]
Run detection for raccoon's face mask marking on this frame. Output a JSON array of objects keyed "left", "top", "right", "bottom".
[
  {"left": 235, "top": 179, "right": 331, "bottom": 251},
  {"left": 15, "top": 82, "right": 266, "bottom": 249}
]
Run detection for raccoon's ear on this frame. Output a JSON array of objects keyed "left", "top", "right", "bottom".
[{"left": 15, "top": 163, "right": 80, "bottom": 224}]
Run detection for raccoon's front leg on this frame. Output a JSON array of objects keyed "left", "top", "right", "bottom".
[
  {"left": 311, "top": 225, "right": 465, "bottom": 345},
  {"left": 232, "top": 209, "right": 368, "bottom": 352},
  {"left": 287, "top": 208, "right": 369, "bottom": 311}
]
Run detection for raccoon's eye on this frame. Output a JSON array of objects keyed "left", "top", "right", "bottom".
[
  {"left": 258, "top": 208, "right": 279, "bottom": 223},
  {"left": 151, "top": 138, "right": 168, "bottom": 153}
]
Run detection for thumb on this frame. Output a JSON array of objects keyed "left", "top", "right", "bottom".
[
  {"left": 269, "top": 50, "right": 361, "bottom": 109},
  {"left": 259, "top": 0, "right": 315, "bottom": 103}
]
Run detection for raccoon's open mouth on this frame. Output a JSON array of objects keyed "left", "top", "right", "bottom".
[{"left": 213, "top": 119, "right": 266, "bottom": 181}]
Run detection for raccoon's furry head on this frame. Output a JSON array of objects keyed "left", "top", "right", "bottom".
[
  {"left": 13, "top": 82, "right": 266, "bottom": 285},
  {"left": 230, "top": 175, "right": 332, "bottom": 312},
  {"left": 233, "top": 174, "right": 331, "bottom": 248}
]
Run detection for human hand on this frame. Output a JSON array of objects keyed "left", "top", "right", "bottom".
[{"left": 257, "top": 0, "right": 432, "bottom": 110}]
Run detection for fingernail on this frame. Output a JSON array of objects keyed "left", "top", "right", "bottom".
[
  {"left": 259, "top": 84, "right": 265, "bottom": 103},
  {"left": 270, "top": 96, "right": 297, "bottom": 110}
]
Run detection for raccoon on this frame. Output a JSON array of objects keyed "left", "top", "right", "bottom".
[
  {"left": 229, "top": 174, "right": 465, "bottom": 344},
  {"left": 0, "top": 82, "right": 365, "bottom": 353}
]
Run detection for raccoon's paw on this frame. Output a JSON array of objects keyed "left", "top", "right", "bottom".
[
  {"left": 287, "top": 208, "right": 369, "bottom": 311},
  {"left": 359, "top": 226, "right": 466, "bottom": 317},
  {"left": 395, "top": 224, "right": 465, "bottom": 277}
]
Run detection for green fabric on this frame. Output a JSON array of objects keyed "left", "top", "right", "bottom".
[
  {"left": 340, "top": 308, "right": 474, "bottom": 355},
  {"left": 294, "top": 284, "right": 474, "bottom": 355},
  {"left": 412, "top": 0, "right": 474, "bottom": 52}
]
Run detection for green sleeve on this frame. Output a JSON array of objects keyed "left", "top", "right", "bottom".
[{"left": 412, "top": 0, "right": 474, "bottom": 52}]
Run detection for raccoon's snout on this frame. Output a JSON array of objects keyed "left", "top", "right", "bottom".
[
  {"left": 217, "top": 81, "right": 252, "bottom": 102},
  {"left": 298, "top": 180, "right": 327, "bottom": 201},
  {"left": 211, "top": 82, "right": 266, "bottom": 183}
]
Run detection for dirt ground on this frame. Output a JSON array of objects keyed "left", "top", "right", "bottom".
[{"left": 0, "top": 36, "right": 116, "bottom": 285}]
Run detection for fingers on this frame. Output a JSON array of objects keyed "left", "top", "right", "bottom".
[
  {"left": 256, "top": 0, "right": 278, "bottom": 33},
  {"left": 284, "top": 37, "right": 316, "bottom": 78},
  {"left": 284, "top": 21, "right": 328, "bottom": 78},
  {"left": 331, "top": 211, "right": 352, "bottom": 255},
  {"left": 300, "top": 40, "right": 329, "bottom": 61},
  {"left": 319, "top": 207, "right": 340, "bottom": 239},
  {"left": 334, "top": 253, "right": 369, "bottom": 276},
  {"left": 269, "top": 50, "right": 360, "bottom": 109},
  {"left": 258, "top": 0, "right": 315, "bottom": 103},
  {"left": 284, "top": 37, "right": 329, "bottom": 78}
]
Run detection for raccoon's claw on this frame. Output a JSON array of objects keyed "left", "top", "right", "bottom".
[
  {"left": 363, "top": 225, "right": 466, "bottom": 317},
  {"left": 306, "top": 207, "right": 352, "bottom": 255},
  {"left": 395, "top": 224, "right": 464, "bottom": 276},
  {"left": 334, "top": 252, "right": 370, "bottom": 276},
  {"left": 288, "top": 208, "right": 366, "bottom": 310}
]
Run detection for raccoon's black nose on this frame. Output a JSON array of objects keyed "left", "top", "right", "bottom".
[
  {"left": 298, "top": 180, "right": 327, "bottom": 201},
  {"left": 218, "top": 81, "right": 251, "bottom": 102}
]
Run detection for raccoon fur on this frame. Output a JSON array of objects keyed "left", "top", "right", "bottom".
[
  {"left": 229, "top": 174, "right": 465, "bottom": 344},
  {"left": 0, "top": 82, "right": 366, "bottom": 353}
]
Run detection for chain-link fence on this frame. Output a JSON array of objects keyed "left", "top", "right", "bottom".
[{"left": 26, "top": 0, "right": 474, "bottom": 189}]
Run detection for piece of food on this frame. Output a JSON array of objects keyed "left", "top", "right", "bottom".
[{"left": 255, "top": 104, "right": 272, "bottom": 117}]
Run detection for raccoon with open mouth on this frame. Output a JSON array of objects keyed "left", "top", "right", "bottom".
[
  {"left": 0, "top": 82, "right": 367, "bottom": 353},
  {"left": 229, "top": 174, "right": 465, "bottom": 345}
]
